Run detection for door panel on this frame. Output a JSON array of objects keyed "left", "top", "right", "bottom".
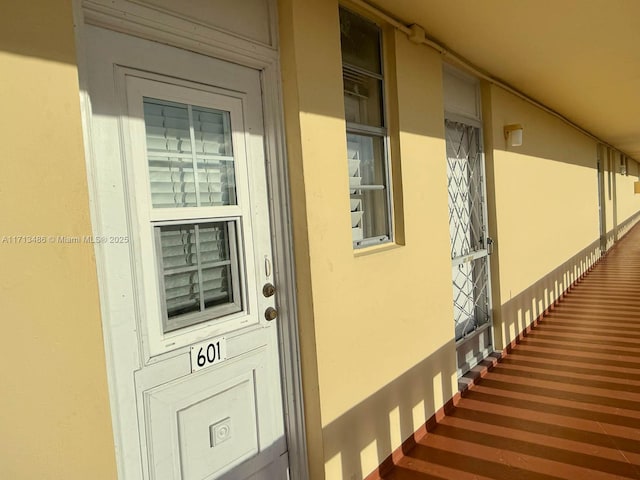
[
  {"left": 144, "top": 349, "right": 277, "bottom": 480},
  {"left": 85, "top": 26, "right": 287, "bottom": 479},
  {"left": 445, "top": 119, "right": 493, "bottom": 375}
]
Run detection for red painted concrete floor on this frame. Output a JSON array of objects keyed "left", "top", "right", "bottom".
[{"left": 386, "top": 227, "right": 640, "bottom": 480}]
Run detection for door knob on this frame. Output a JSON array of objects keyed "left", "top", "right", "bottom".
[
  {"left": 264, "top": 307, "right": 278, "bottom": 322},
  {"left": 262, "top": 283, "right": 276, "bottom": 298}
]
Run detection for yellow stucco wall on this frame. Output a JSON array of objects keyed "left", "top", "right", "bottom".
[
  {"left": 484, "top": 85, "right": 602, "bottom": 348},
  {"left": 278, "top": 0, "right": 457, "bottom": 478},
  {"left": 0, "top": 2, "right": 117, "bottom": 479}
]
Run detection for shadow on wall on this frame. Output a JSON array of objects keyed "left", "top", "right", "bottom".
[
  {"left": 615, "top": 210, "right": 640, "bottom": 241},
  {"left": 498, "top": 210, "right": 640, "bottom": 350},
  {"left": 498, "top": 238, "right": 601, "bottom": 349},
  {"left": 322, "top": 341, "right": 458, "bottom": 480},
  {"left": 0, "top": 2, "right": 78, "bottom": 65}
]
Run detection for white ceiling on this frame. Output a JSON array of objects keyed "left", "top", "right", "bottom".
[{"left": 372, "top": 0, "right": 640, "bottom": 159}]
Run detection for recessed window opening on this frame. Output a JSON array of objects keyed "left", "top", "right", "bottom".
[{"left": 340, "top": 7, "right": 392, "bottom": 248}]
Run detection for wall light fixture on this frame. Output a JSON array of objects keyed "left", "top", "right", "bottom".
[{"left": 504, "top": 124, "right": 523, "bottom": 147}]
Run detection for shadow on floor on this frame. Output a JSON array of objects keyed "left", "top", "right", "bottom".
[{"left": 384, "top": 225, "right": 640, "bottom": 480}]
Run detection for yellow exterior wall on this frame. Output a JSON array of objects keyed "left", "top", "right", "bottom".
[
  {"left": 278, "top": 0, "right": 456, "bottom": 477},
  {"left": 0, "top": 2, "right": 117, "bottom": 479},
  {"left": 484, "top": 85, "right": 601, "bottom": 348}
]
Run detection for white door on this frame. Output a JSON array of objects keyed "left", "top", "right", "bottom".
[{"left": 84, "top": 26, "right": 288, "bottom": 480}]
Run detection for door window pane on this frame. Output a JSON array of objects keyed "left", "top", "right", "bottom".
[
  {"left": 143, "top": 98, "right": 237, "bottom": 208},
  {"left": 157, "top": 221, "right": 242, "bottom": 333},
  {"left": 148, "top": 155, "right": 197, "bottom": 207}
]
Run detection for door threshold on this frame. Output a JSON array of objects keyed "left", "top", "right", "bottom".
[{"left": 455, "top": 322, "right": 494, "bottom": 377}]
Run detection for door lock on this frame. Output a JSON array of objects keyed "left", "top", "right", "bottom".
[
  {"left": 264, "top": 307, "right": 278, "bottom": 322},
  {"left": 487, "top": 237, "right": 494, "bottom": 255},
  {"left": 262, "top": 283, "right": 276, "bottom": 298}
]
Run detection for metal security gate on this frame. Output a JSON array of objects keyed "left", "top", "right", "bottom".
[{"left": 445, "top": 119, "right": 493, "bottom": 375}]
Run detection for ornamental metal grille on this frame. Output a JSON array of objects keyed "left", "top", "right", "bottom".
[{"left": 445, "top": 120, "right": 490, "bottom": 340}]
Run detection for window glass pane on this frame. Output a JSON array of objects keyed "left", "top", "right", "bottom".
[
  {"left": 347, "top": 133, "right": 389, "bottom": 242},
  {"left": 160, "top": 225, "right": 200, "bottom": 317},
  {"left": 343, "top": 66, "right": 383, "bottom": 127},
  {"left": 148, "top": 155, "right": 197, "bottom": 208},
  {"left": 197, "top": 156, "right": 237, "bottom": 207},
  {"left": 143, "top": 98, "right": 237, "bottom": 208},
  {"left": 339, "top": 7, "right": 382, "bottom": 74},
  {"left": 198, "top": 223, "right": 230, "bottom": 264},
  {"left": 144, "top": 99, "right": 197, "bottom": 208},
  {"left": 164, "top": 270, "right": 200, "bottom": 318},
  {"left": 158, "top": 221, "right": 241, "bottom": 333},
  {"left": 144, "top": 99, "right": 191, "bottom": 154},
  {"left": 202, "top": 266, "right": 231, "bottom": 309},
  {"left": 192, "top": 106, "right": 237, "bottom": 207},
  {"left": 191, "top": 106, "right": 232, "bottom": 156}
]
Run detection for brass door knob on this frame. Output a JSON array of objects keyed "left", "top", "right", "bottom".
[
  {"left": 264, "top": 307, "right": 278, "bottom": 321},
  {"left": 262, "top": 283, "right": 276, "bottom": 298}
]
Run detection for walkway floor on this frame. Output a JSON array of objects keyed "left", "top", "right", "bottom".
[{"left": 385, "top": 226, "right": 640, "bottom": 480}]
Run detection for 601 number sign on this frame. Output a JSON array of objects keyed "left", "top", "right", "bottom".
[{"left": 190, "top": 337, "right": 227, "bottom": 372}]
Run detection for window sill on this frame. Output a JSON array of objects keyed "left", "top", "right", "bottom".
[{"left": 353, "top": 241, "right": 402, "bottom": 258}]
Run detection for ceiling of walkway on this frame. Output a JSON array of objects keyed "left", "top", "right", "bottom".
[{"left": 372, "top": 0, "right": 640, "bottom": 159}]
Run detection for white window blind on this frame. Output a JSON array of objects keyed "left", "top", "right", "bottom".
[
  {"left": 143, "top": 98, "right": 237, "bottom": 208},
  {"left": 156, "top": 222, "right": 241, "bottom": 332}
]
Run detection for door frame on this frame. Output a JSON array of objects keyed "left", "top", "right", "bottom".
[
  {"left": 444, "top": 114, "right": 495, "bottom": 375},
  {"left": 72, "top": 2, "right": 309, "bottom": 479},
  {"left": 443, "top": 64, "right": 495, "bottom": 376}
]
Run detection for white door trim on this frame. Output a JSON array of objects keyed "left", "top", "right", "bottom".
[{"left": 72, "top": 2, "right": 308, "bottom": 479}]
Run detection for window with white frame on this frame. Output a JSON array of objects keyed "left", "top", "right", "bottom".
[
  {"left": 143, "top": 97, "right": 244, "bottom": 333},
  {"left": 339, "top": 7, "right": 392, "bottom": 248}
]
